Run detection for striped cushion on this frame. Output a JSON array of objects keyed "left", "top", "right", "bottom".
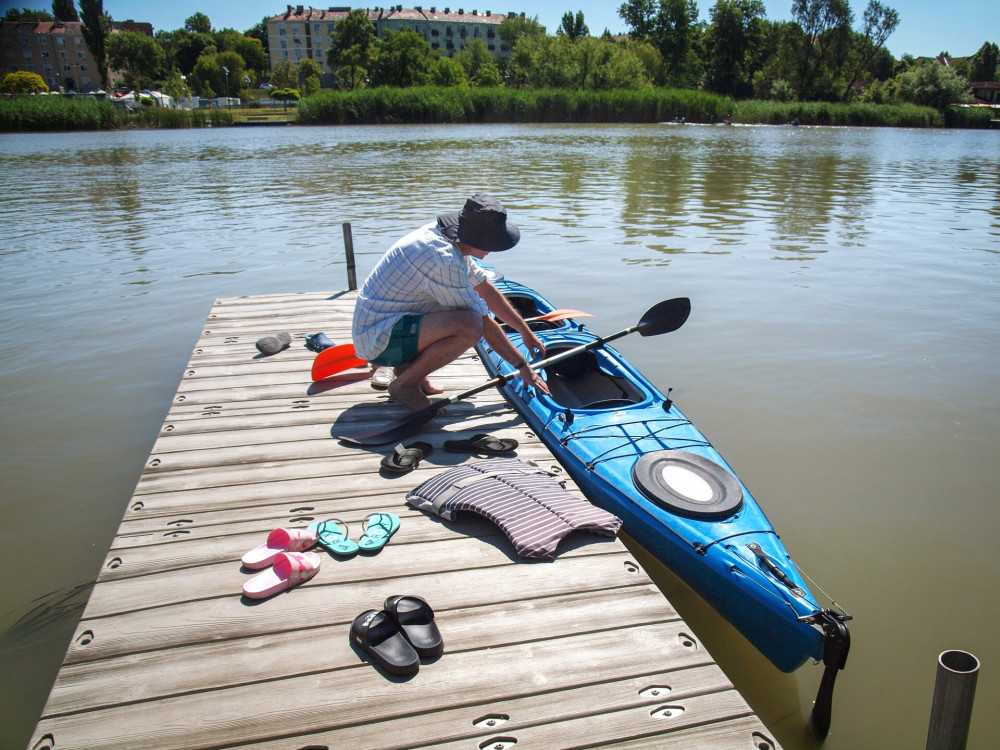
[{"left": 406, "top": 458, "right": 622, "bottom": 560}]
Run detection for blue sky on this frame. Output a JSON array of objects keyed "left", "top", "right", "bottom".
[{"left": 3, "top": 0, "right": 996, "bottom": 58}]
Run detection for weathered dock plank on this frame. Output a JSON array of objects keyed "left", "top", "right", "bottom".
[{"left": 29, "top": 291, "right": 781, "bottom": 750}]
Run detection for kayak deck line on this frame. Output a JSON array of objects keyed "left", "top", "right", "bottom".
[{"left": 28, "top": 289, "right": 785, "bottom": 750}]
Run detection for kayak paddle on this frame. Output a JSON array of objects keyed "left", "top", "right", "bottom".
[
  {"left": 333, "top": 297, "right": 691, "bottom": 446},
  {"left": 311, "top": 343, "right": 368, "bottom": 382},
  {"left": 310, "top": 310, "right": 592, "bottom": 382}
]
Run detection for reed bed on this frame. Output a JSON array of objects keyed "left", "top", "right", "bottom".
[
  {"left": 296, "top": 86, "right": 734, "bottom": 125},
  {"left": 4, "top": 89, "right": 989, "bottom": 131},
  {"left": 0, "top": 97, "right": 233, "bottom": 132}
]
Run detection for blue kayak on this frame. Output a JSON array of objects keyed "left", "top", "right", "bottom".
[{"left": 476, "top": 274, "right": 851, "bottom": 702}]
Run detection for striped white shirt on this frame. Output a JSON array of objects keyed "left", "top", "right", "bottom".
[{"left": 352, "top": 222, "right": 489, "bottom": 361}]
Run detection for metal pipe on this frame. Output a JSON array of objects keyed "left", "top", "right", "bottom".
[
  {"left": 926, "top": 649, "right": 980, "bottom": 750},
  {"left": 342, "top": 222, "right": 357, "bottom": 290}
]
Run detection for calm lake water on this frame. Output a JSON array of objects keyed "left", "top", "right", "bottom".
[{"left": 1, "top": 123, "right": 997, "bottom": 749}]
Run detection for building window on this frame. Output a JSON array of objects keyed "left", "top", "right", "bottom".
[
  {"left": 282, "top": 50, "right": 288, "bottom": 58},
  {"left": 60, "top": 50, "right": 68, "bottom": 58},
  {"left": 75, "top": 37, "right": 83, "bottom": 45},
  {"left": 279, "top": 27, "right": 286, "bottom": 35},
  {"left": 460, "top": 25, "right": 466, "bottom": 38},
  {"left": 57, "top": 38, "right": 65, "bottom": 45},
  {"left": 23, "top": 50, "right": 32, "bottom": 59},
  {"left": 77, "top": 50, "right": 86, "bottom": 58},
  {"left": 295, "top": 49, "right": 302, "bottom": 58},
  {"left": 280, "top": 40, "right": 287, "bottom": 48},
  {"left": 81, "top": 76, "right": 91, "bottom": 85},
  {"left": 80, "top": 64, "right": 88, "bottom": 70},
  {"left": 44, "top": 63, "right": 53, "bottom": 71},
  {"left": 41, "top": 50, "right": 50, "bottom": 58},
  {"left": 292, "top": 24, "right": 300, "bottom": 32},
  {"left": 474, "top": 26, "right": 480, "bottom": 37},
  {"left": 20, "top": 37, "right": 28, "bottom": 45},
  {"left": 38, "top": 37, "right": 47, "bottom": 45}
]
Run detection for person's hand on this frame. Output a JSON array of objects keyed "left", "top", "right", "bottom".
[
  {"left": 523, "top": 331, "right": 546, "bottom": 359},
  {"left": 518, "top": 361, "right": 550, "bottom": 395}
]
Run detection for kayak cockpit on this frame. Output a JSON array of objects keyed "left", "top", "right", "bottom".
[{"left": 544, "top": 346, "right": 645, "bottom": 410}]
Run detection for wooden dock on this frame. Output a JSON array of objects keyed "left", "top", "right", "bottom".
[{"left": 29, "top": 291, "right": 781, "bottom": 750}]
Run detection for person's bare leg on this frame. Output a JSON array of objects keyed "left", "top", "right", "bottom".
[{"left": 388, "top": 310, "right": 482, "bottom": 412}]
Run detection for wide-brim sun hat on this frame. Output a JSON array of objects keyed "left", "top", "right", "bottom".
[{"left": 437, "top": 193, "right": 520, "bottom": 252}]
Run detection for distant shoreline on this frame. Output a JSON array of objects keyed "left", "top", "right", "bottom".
[{"left": 2, "top": 87, "right": 996, "bottom": 132}]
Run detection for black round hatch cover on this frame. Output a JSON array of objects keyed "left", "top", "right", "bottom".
[{"left": 631, "top": 450, "right": 744, "bottom": 520}]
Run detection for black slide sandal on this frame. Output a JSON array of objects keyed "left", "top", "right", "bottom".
[
  {"left": 442, "top": 433, "right": 518, "bottom": 456},
  {"left": 383, "top": 595, "right": 444, "bottom": 659},
  {"left": 380, "top": 442, "right": 433, "bottom": 474},
  {"left": 350, "top": 609, "right": 420, "bottom": 675}
]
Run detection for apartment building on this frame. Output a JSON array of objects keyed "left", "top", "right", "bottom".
[
  {"left": 1, "top": 20, "right": 153, "bottom": 92},
  {"left": 2, "top": 21, "right": 97, "bottom": 91},
  {"left": 266, "top": 4, "right": 530, "bottom": 77}
]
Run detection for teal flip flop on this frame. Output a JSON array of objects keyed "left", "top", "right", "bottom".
[
  {"left": 358, "top": 512, "right": 401, "bottom": 554},
  {"left": 308, "top": 519, "right": 360, "bottom": 557}
]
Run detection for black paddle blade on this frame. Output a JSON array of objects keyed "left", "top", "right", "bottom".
[
  {"left": 333, "top": 400, "right": 447, "bottom": 447},
  {"left": 637, "top": 297, "right": 691, "bottom": 337}
]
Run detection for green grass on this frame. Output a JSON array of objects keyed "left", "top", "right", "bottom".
[{"left": 0, "top": 96, "right": 233, "bottom": 131}]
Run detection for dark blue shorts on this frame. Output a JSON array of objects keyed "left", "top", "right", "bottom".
[{"left": 369, "top": 314, "right": 422, "bottom": 367}]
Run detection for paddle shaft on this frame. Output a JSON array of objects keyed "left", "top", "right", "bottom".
[
  {"left": 444, "top": 326, "right": 635, "bottom": 407},
  {"left": 334, "top": 297, "right": 689, "bottom": 446}
]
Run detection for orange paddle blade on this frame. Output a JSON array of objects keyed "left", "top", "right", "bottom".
[
  {"left": 311, "top": 343, "right": 368, "bottom": 381},
  {"left": 526, "top": 308, "right": 595, "bottom": 323}
]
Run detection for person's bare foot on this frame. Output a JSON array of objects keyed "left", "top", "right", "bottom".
[
  {"left": 388, "top": 378, "right": 432, "bottom": 412},
  {"left": 420, "top": 377, "right": 444, "bottom": 395}
]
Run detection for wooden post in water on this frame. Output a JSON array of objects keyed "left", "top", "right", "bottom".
[
  {"left": 926, "top": 649, "right": 980, "bottom": 750},
  {"left": 343, "top": 222, "right": 357, "bottom": 290}
]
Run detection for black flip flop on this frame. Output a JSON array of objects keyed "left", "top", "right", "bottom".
[
  {"left": 384, "top": 595, "right": 444, "bottom": 660},
  {"left": 442, "top": 433, "right": 518, "bottom": 456},
  {"left": 380, "top": 442, "right": 433, "bottom": 475},
  {"left": 350, "top": 609, "right": 420, "bottom": 675}
]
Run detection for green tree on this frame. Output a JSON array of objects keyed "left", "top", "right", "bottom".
[
  {"left": 789, "top": 0, "right": 853, "bottom": 100},
  {"left": 52, "top": 0, "right": 79, "bottom": 21},
  {"left": 618, "top": 0, "right": 700, "bottom": 86},
  {"left": 455, "top": 38, "right": 503, "bottom": 87},
  {"left": 842, "top": 1, "right": 899, "bottom": 101},
  {"left": 244, "top": 18, "right": 270, "bottom": 55},
  {"left": 217, "top": 29, "right": 269, "bottom": 74},
  {"left": 2, "top": 70, "right": 49, "bottom": 94},
  {"left": 273, "top": 87, "right": 300, "bottom": 111},
  {"left": 430, "top": 56, "right": 469, "bottom": 86},
  {"left": 185, "top": 13, "right": 213, "bottom": 34},
  {"left": 79, "top": 0, "right": 112, "bottom": 89},
  {"left": 704, "top": 0, "right": 766, "bottom": 97},
  {"left": 296, "top": 58, "right": 322, "bottom": 94},
  {"left": 107, "top": 30, "right": 165, "bottom": 92},
  {"left": 895, "top": 61, "right": 973, "bottom": 110},
  {"left": 327, "top": 9, "right": 377, "bottom": 88},
  {"left": 172, "top": 30, "right": 216, "bottom": 76},
  {"left": 497, "top": 15, "right": 545, "bottom": 54},
  {"left": 216, "top": 50, "right": 247, "bottom": 98},
  {"left": 559, "top": 11, "right": 589, "bottom": 40},
  {"left": 968, "top": 42, "right": 999, "bottom": 82},
  {"left": 270, "top": 59, "right": 297, "bottom": 89},
  {"left": 3, "top": 8, "right": 54, "bottom": 21},
  {"left": 161, "top": 69, "right": 190, "bottom": 101},
  {"left": 372, "top": 28, "right": 437, "bottom": 87}
]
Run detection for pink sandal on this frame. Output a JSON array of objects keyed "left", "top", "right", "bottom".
[
  {"left": 241, "top": 527, "right": 318, "bottom": 570},
  {"left": 242, "top": 551, "right": 322, "bottom": 600}
]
